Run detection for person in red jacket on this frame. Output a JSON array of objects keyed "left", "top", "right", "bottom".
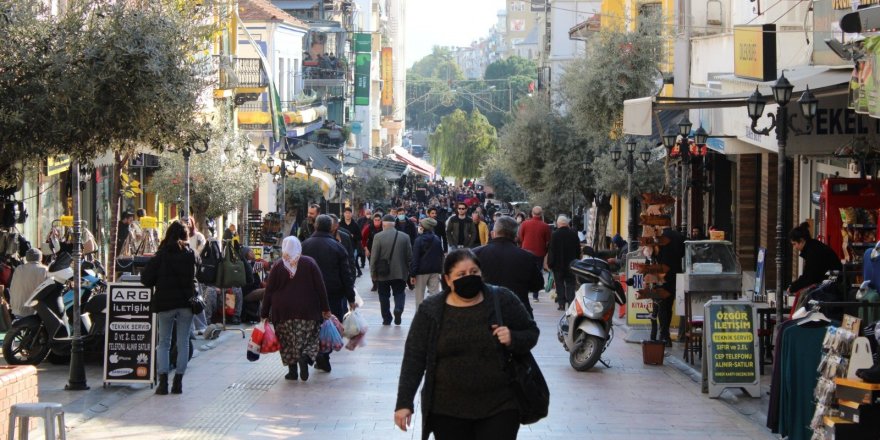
[
  {"left": 362, "top": 214, "right": 384, "bottom": 291},
  {"left": 517, "top": 206, "right": 551, "bottom": 302}
]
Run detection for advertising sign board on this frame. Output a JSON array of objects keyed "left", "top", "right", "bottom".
[
  {"left": 355, "top": 53, "right": 370, "bottom": 106},
  {"left": 103, "top": 282, "right": 157, "bottom": 385},
  {"left": 704, "top": 300, "right": 760, "bottom": 398}
]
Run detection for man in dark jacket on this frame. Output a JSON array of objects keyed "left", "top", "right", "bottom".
[
  {"left": 339, "top": 207, "right": 363, "bottom": 277},
  {"left": 301, "top": 214, "right": 355, "bottom": 372},
  {"left": 446, "top": 202, "right": 476, "bottom": 249},
  {"left": 355, "top": 208, "right": 372, "bottom": 269},
  {"left": 394, "top": 208, "right": 418, "bottom": 244},
  {"left": 474, "top": 215, "right": 543, "bottom": 316},
  {"left": 330, "top": 214, "right": 357, "bottom": 279},
  {"left": 548, "top": 214, "right": 583, "bottom": 310},
  {"left": 409, "top": 217, "right": 443, "bottom": 308},
  {"left": 654, "top": 225, "right": 685, "bottom": 346},
  {"left": 297, "top": 204, "right": 320, "bottom": 242},
  {"left": 427, "top": 207, "right": 447, "bottom": 253}
]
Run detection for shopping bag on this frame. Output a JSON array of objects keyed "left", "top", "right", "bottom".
[
  {"left": 343, "top": 310, "right": 369, "bottom": 351},
  {"left": 260, "top": 322, "right": 280, "bottom": 353},
  {"left": 342, "top": 310, "right": 361, "bottom": 338},
  {"left": 319, "top": 318, "right": 344, "bottom": 353},
  {"left": 251, "top": 321, "right": 266, "bottom": 345},
  {"left": 225, "top": 289, "right": 236, "bottom": 316},
  {"left": 544, "top": 272, "right": 554, "bottom": 293},
  {"left": 246, "top": 340, "right": 261, "bottom": 362}
]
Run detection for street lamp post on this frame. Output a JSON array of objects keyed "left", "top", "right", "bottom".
[
  {"left": 168, "top": 131, "right": 210, "bottom": 224},
  {"left": 66, "top": 162, "right": 89, "bottom": 391},
  {"left": 611, "top": 138, "right": 652, "bottom": 251},
  {"left": 745, "top": 73, "right": 818, "bottom": 325},
  {"left": 304, "top": 157, "right": 314, "bottom": 208},
  {"left": 661, "top": 118, "right": 708, "bottom": 236}
]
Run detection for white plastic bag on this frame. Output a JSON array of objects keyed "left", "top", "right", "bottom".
[
  {"left": 342, "top": 309, "right": 369, "bottom": 350},
  {"left": 342, "top": 310, "right": 361, "bottom": 338},
  {"left": 354, "top": 290, "right": 364, "bottom": 308}
]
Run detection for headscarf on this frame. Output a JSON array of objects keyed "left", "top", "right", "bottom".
[{"left": 281, "top": 236, "right": 302, "bottom": 278}]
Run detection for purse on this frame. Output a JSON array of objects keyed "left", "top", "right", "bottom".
[
  {"left": 189, "top": 293, "right": 206, "bottom": 314},
  {"left": 196, "top": 240, "right": 222, "bottom": 285},
  {"left": 491, "top": 287, "right": 550, "bottom": 425},
  {"left": 216, "top": 241, "right": 246, "bottom": 288}
]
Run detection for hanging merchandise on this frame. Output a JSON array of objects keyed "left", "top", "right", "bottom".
[
  {"left": 196, "top": 240, "right": 222, "bottom": 285},
  {"left": 216, "top": 241, "right": 246, "bottom": 288},
  {"left": 818, "top": 179, "right": 880, "bottom": 290}
]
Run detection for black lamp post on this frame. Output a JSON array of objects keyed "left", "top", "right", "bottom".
[
  {"left": 167, "top": 131, "right": 210, "bottom": 224},
  {"left": 746, "top": 73, "right": 818, "bottom": 325},
  {"left": 268, "top": 140, "right": 298, "bottom": 217},
  {"left": 612, "top": 138, "right": 651, "bottom": 251},
  {"left": 662, "top": 117, "right": 705, "bottom": 234},
  {"left": 66, "top": 161, "right": 90, "bottom": 391},
  {"left": 304, "top": 156, "right": 314, "bottom": 207}
]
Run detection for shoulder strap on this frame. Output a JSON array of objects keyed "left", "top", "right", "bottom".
[
  {"left": 491, "top": 286, "right": 504, "bottom": 327},
  {"left": 388, "top": 230, "right": 399, "bottom": 261}
]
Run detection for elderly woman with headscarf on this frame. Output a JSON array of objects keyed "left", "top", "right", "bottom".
[{"left": 260, "top": 236, "right": 331, "bottom": 381}]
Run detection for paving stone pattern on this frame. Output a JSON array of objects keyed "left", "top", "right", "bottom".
[{"left": 42, "top": 271, "right": 776, "bottom": 440}]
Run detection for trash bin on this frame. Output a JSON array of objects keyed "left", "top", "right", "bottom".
[{"left": 642, "top": 340, "right": 665, "bottom": 365}]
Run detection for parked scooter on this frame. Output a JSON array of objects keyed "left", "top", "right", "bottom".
[
  {"left": 3, "top": 253, "right": 108, "bottom": 365},
  {"left": 557, "top": 256, "right": 626, "bottom": 371}
]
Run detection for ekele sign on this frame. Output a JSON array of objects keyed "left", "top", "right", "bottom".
[
  {"left": 704, "top": 300, "right": 760, "bottom": 398},
  {"left": 103, "top": 283, "right": 156, "bottom": 386}
]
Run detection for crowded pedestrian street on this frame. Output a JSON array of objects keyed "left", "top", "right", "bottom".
[{"left": 20, "top": 272, "right": 771, "bottom": 440}]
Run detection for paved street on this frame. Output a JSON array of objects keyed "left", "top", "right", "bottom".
[{"left": 21, "top": 272, "right": 776, "bottom": 440}]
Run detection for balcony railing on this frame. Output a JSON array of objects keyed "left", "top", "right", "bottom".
[
  {"left": 303, "top": 60, "right": 347, "bottom": 80},
  {"left": 214, "top": 55, "right": 269, "bottom": 89},
  {"left": 237, "top": 100, "right": 324, "bottom": 113}
]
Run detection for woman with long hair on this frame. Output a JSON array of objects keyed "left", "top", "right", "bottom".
[{"left": 151, "top": 221, "right": 197, "bottom": 395}]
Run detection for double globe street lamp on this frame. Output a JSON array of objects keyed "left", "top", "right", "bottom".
[
  {"left": 745, "top": 73, "right": 818, "bottom": 325},
  {"left": 662, "top": 117, "right": 709, "bottom": 238},
  {"left": 611, "top": 138, "right": 652, "bottom": 251}
]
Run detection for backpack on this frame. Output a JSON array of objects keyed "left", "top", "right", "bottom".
[
  {"left": 196, "top": 240, "right": 222, "bottom": 285},
  {"left": 216, "top": 241, "right": 246, "bottom": 288}
]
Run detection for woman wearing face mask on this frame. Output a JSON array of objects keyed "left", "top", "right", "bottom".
[
  {"left": 260, "top": 236, "right": 331, "bottom": 381},
  {"left": 394, "top": 249, "right": 539, "bottom": 439}
]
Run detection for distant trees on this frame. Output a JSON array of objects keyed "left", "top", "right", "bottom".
[{"left": 429, "top": 109, "right": 497, "bottom": 184}]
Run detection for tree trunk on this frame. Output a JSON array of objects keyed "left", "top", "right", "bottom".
[
  {"left": 592, "top": 194, "right": 613, "bottom": 250},
  {"left": 107, "top": 152, "right": 131, "bottom": 281}
]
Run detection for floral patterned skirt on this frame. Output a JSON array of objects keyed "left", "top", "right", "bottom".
[{"left": 275, "top": 319, "right": 320, "bottom": 366}]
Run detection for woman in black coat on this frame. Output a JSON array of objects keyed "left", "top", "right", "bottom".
[
  {"left": 394, "top": 249, "right": 539, "bottom": 440},
  {"left": 143, "top": 221, "right": 197, "bottom": 396},
  {"left": 788, "top": 222, "right": 842, "bottom": 293}
]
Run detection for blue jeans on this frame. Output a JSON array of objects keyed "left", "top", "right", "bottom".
[
  {"left": 377, "top": 279, "right": 406, "bottom": 324},
  {"left": 157, "top": 307, "right": 194, "bottom": 375}
]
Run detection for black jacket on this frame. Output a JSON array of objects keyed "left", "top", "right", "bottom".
[
  {"left": 336, "top": 228, "right": 358, "bottom": 275},
  {"left": 395, "top": 285, "right": 539, "bottom": 440},
  {"left": 656, "top": 227, "right": 685, "bottom": 292},
  {"left": 474, "top": 237, "right": 543, "bottom": 312},
  {"left": 150, "top": 246, "right": 196, "bottom": 313},
  {"left": 396, "top": 219, "right": 418, "bottom": 244},
  {"left": 789, "top": 238, "right": 843, "bottom": 292},
  {"left": 547, "top": 226, "right": 582, "bottom": 272},
  {"left": 410, "top": 231, "right": 443, "bottom": 276},
  {"left": 340, "top": 218, "right": 362, "bottom": 249},
  {"left": 302, "top": 231, "right": 355, "bottom": 301}
]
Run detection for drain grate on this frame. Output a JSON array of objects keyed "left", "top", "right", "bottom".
[{"left": 172, "top": 357, "right": 281, "bottom": 440}]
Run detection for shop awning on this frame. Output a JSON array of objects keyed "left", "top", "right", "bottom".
[
  {"left": 391, "top": 147, "right": 435, "bottom": 177},
  {"left": 623, "top": 97, "right": 686, "bottom": 140}
]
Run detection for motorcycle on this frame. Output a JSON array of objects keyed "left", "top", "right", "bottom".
[
  {"left": 3, "top": 253, "right": 108, "bottom": 365},
  {"left": 557, "top": 256, "right": 627, "bottom": 371}
]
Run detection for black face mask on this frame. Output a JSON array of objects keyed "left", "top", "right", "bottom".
[{"left": 453, "top": 275, "right": 483, "bottom": 299}]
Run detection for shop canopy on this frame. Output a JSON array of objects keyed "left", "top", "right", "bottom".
[{"left": 391, "top": 146, "right": 435, "bottom": 177}]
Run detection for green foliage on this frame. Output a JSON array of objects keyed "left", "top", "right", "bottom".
[
  {"left": 150, "top": 131, "right": 258, "bottom": 221},
  {"left": 483, "top": 166, "right": 527, "bottom": 202},
  {"left": 484, "top": 56, "right": 536, "bottom": 81},
  {"left": 429, "top": 109, "right": 497, "bottom": 180},
  {"left": 362, "top": 175, "right": 390, "bottom": 203},
  {"left": 0, "top": 0, "right": 213, "bottom": 183},
  {"left": 409, "top": 47, "right": 464, "bottom": 80},
  {"left": 284, "top": 178, "right": 322, "bottom": 215}
]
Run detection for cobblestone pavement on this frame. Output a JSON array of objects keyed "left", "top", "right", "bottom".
[{"left": 23, "top": 271, "right": 775, "bottom": 440}]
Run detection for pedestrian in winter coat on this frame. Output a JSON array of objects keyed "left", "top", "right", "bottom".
[
  {"left": 297, "top": 204, "right": 320, "bottom": 242},
  {"left": 261, "top": 236, "right": 331, "bottom": 381},
  {"left": 789, "top": 222, "right": 842, "bottom": 293},
  {"left": 362, "top": 214, "right": 384, "bottom": 292},
  {"left": 371, "top": 215, "right": 413, "bottom": 325},
  {"left": 409, "top": 218, "right": 443, "bottom": 308},
  {"left": 547, "top": 215, "right": 583, "bottom": 310},
  {"left": 142, "top": 221, "right": 197, "bottom": 395},
  {"left": 340, "top": 207, "right": 363, "bottom": 276},
  {"left": 395, "top": 211, "right": 418, "bottom": 244},
  {"left": 302, "top": 215, "right": 357, "bottom": 373},
  {"left": 518, "top": 206, "right": 551, "bottom": 301},
  {"left": 474, "top": 216, "right": 544, "bottom": 316},
  {"left": 394, "top": 249, "right": 539, "bottom": 440},
  {"left": 9, "top": 249, "right": 47, "bottom": 318},
  {"left": 330, "top": 214, "right": 358, "bottom": 279},
  {"left": 446, "top": 202, "right": 477, "bottom": 249},
  {"left": 427, "top": 207, "right": 447, "bottom": 253},
  {"left": 472, "top": 211, "right": 489, "bottom": 247}
]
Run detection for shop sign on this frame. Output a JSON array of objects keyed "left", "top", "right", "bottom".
[
  {"left": 833, "top": 0, "right": 879, "bottom": 9},
  {"left": 353, "top": 33, "right": 372, "bottom": 53},
  {"left": 814, "top": 106, "right": 880, "bottom": 135},
  {"left": 46, "top": 155, "right": 71, "bottom": 177},
  {"left": 625, "top": 254, "right": 652, "bottom": 326},
  {"left": 381, "top": 48, "right": 393, "bottom": 107},
  {"left": 530, "top": 0, "right": 546, "bottom": 11},
  {"left": 103, "top": 282, "right": 156, "bottom": 385},
  {"left": 354, "top": 53, "right": 370, "bottom": 106},
  {"left": 705, "top": 300, "right": 760, "bottom": 398},
  {"left": 733, "top": 24, "right": 776, "bottom": 81}
]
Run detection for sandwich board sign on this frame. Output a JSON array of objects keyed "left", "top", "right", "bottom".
[
  {"left": 103, "top": 282, "right": 156, "bottom": 386},
  {"left": 704, "top": 300, "right": 760, "bottom": 398}
]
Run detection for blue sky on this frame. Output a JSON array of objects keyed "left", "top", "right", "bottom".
[{"left": 405, "top": 0, "right": 506, "bottom": 67}]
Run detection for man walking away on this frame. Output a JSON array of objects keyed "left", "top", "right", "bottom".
[
  {"left": 445, "top": 202, "right": 476, "bottom": 250},
  {"left": 301, "top": 215, "right": 356, "bottom": 372},
  {"left": 9, "top": 249, "right": 48, "bottom": 318},
  {"left": 547, "top": 215, "right": 582, "bottom": 311},
  {"left": 409, "top": 217, "right": 443, "bottom": 308},
  {"left": 329, "top": 214, "right": 358, "bottom": 280},
  {"left": 474, "top": 216, "right": 543, "bottom": 317},
  {"left": 339, "top": 208, "right": 362, "bottom": 277},
  {"left": 371, "top": 215, "right": 412, "bottom": 325},
  {"left": 518, "top": 206, "right": 551, "bottom": 302},
  {"left": 298, "top": 204, "right": 320, "bottom": 242}
]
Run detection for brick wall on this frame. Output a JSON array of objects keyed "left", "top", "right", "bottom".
[
  {"left": 736, "top": 154, "right": 759, "bottom": 271},
  {"left": 0, "top": 365, "right": 39, "bottom": 440},
  {"left": 760, "top": 153, "right": 779, "bottom": 286}
]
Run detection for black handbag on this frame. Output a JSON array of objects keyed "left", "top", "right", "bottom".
[
  {"left": 196, "top": 240, "right": 222, "bottom": 285},
  {"left": 189, "top": 293, "right": 206, "bottom": 314},
  {"left": 491, "top": 287, "right": 549, "bottom": 425}
]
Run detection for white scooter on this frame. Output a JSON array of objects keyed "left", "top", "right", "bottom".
[{"left": 557, "top": 257, "right": 626, "bottom": 371}]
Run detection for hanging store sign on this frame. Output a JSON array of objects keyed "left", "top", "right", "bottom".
[
  {"left": 354, "top": 33, "right": 372, "bottom": 53},
  {"left": 381, "top": 48, "right": 394, "bottom": 107},
  {"left": 46, "top": 155, "right": 71, "bottom": 177},
  {"left": 103, "top": 282, "right": 157, "bottom": 386},
  {"left": 733, "top": 24, "right": 776, "bottom": 82},
  {"left": 704, "top": 300, "right": 760, "bottom": 398},
  {"left": 355, "top": 53, "right": 371, "bottom": 106}
]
